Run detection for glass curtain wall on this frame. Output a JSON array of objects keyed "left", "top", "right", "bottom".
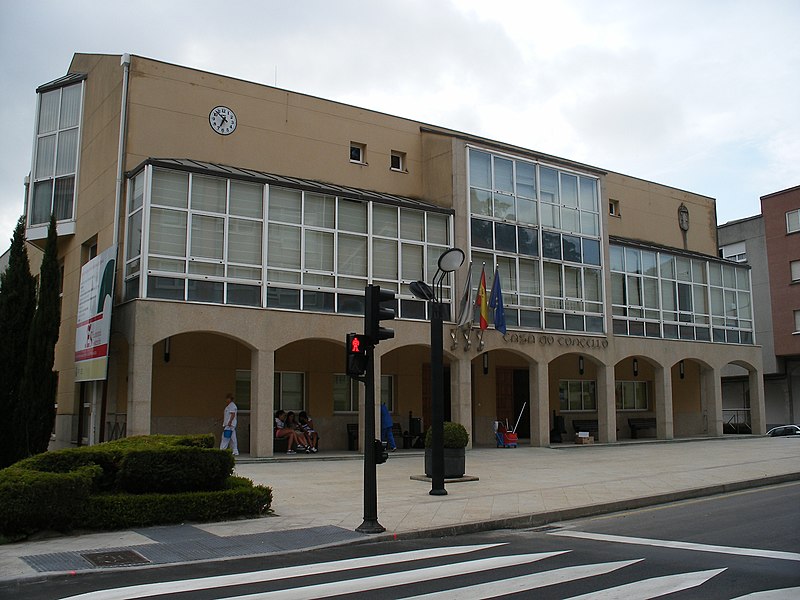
[
  {"left": 468, "top": 147, "right": 603, "bottom": 333},
  {"left": 125, "top": 167, "right": 452, "bottom": 319},
  {"left": 610, "top": 243, "right": 754, "bottom": 344}
]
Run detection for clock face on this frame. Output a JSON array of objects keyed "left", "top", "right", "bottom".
[{"left": 209, "top": 106, "right": 237, "bottom": 135}]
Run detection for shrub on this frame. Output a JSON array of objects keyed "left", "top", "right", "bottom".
[
  {"left": 425, "top": 421, "right": 469, "bottom": 448},
  {"left": 117, "top": 447, "right": 234, "bottom": 494},
  {"left": 0, "top": 464, "right": 101, "bottom": 536},
  {"left": 0, "top": 434, "right": 271, "bottom": 537}
]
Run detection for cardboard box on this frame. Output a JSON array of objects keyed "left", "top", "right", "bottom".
[{"left": 575, "top": 435, "right": 594, "bottom": 444}]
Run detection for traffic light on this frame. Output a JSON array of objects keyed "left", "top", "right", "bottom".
[
  {"left": 365, "top": 285, "right": 395, "bottom": 345},
  {"left": 346, "top": 333, "right": 369, "bottom": 379},
  {"left": 374, "top": 439, "right": 389, "bottom": 464}
]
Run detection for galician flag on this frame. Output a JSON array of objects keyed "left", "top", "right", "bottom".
[
  {"left": 456, "top": 262, "right": 473, "bottom": 329},
  {"left": 475, "top": 264, "right": 489, "bottom": 330},
  {"left": 490, "top": 265, "right": 507, "bottom": 334}
]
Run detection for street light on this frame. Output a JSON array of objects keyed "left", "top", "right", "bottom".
[{"left": 411, "top": 247, "right": 465, "bottom": 495}]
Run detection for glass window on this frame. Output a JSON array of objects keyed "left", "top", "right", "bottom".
[
  {"left": 494, "top": 157, "right": 513, "bottom": 193},
  {"left": 191, "top": 214, "right": 224, "bottom": 260},
  {"left": 150, "top": 208, "right": 187, "bottom": 257},
  {"left": 787, "top": 209, "right": 800, "bottom": 234},
  {"left": 469, "top": 149, "right": 491, "bottom": 189},
  {"left": 427, "top": 213, "right": 449, "bottom": 245},
  {"left": 495, "top": 223, "right": 516, "bottom": 252},
  {"left": 401, "top": 243, "right": 424, "bottom": 281},
  {"left": 305, "top": 230, "right": 334, "bottom": 272},
  {"left": 583, "top": 238, "right": 601, "bottom": 266},
  {"left": 400, "top": 209, "right": 424, "bottom": 241},
  {"left": 338, "top": 233, "right": 367, "bottom": 277},
  {"left": 542, "top": 231, "right": 561, "bottom": 259},
  {"left": 373, "top": 238, "right": 398, "bottom": 279},
  {"left": 560, "top": 174, "right": 578, "bottom": 208},
  {"left": 228, "top": 219, "right": 262, "bottom": 265},
  {"left": 268, "top": 223, "right": 301, "bottom": 269},
  {"left": 471, "top": 218, "right": 493, "bottom": 249},
  {"left": 152, "top": 170, "right": 188, "bottom": 208},
  {"left": 579, "top": 177, "right": 597, "bottom": 211},
  {"left": 516, "top": 162, "right": 536, "bottom": 198},
  {"left": 275, "top": 372, "right": 304, "bottom": 411},
  {"left": 540, "top": 167, "right": 558, "bottom": 204},
  {"left": 192, "top": 175, "right": 226, "bottom": 213},
  {"left": 339, "top": 199, "right": 367, "bottom": 233},
  {"left": 518, "top": 226, "right": 538, "bottom": 256},
  {"left": 333, "top": 374, "right": 358, "bottom": 412},
  {"left": 373, "top": 204, "right": 398, "bottom": 237},
  {"left": 563, "top": 235, "right": 581, "bottom": 263},
  {"left": 470, "top": 188, "right": 491, "bottom": 217},
  {"left": 791, "top": 260, "right": 800, "bottom": 283},
  {"left": 230, "top": 181, "right": 263, "bottom": 218},
  {"left": 270, "top": 187, "right": 302, "bottom": 224}
]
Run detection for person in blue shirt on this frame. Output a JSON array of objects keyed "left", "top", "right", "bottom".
[{"left": 380, "top": 402, "right": 397, "bottom": 451}]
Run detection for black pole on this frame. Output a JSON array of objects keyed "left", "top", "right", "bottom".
[
  {"left": 430, "top": 301, "right": 447, "bottom": 495},
  {"left": 357, "top": 344, "right": 385, "bottom": 533}
]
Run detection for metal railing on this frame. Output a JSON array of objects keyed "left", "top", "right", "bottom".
[{"left": 723, "top": 408, "right": 752, "bottom": 434}]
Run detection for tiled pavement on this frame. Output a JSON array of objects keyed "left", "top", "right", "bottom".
[{"left": 1, "top": 435, "right": 798, "bottom": 582}]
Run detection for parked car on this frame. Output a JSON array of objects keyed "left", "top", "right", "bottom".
[{"left": 766, "top": 425, "right": 800, "bottom": 437}]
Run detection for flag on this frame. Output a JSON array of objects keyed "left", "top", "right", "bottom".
[
  {"left": 490, "top": 265, "right": 507, "bottom": 334},
  {"left": 475, "top": 265, "right": 489, "bottom": 330},
  {"left": 456, "top": 262, "right": 473, "bottom": 329}
]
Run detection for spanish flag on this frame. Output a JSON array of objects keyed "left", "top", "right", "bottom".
[{"left": 476, "top": 265, "right": 489, "bottom": 330}]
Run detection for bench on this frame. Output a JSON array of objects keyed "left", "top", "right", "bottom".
[
  {"left": 273, "top": 434, "right": 289, "bottom": 453},
  {"left": 628, "top": 417, "right": 657, "bottom": 439},
  {"left": 571, "top": 419, "right": 599, "bottom": 437}
]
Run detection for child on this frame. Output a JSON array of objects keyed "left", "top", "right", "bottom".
[
  {"left": 299, "top": 411, "right": 319, "bottom": 451},
  {"left": 274, "top": 410, "right": 305, "bottom": 454}
]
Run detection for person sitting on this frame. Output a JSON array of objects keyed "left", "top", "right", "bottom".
[
  {"left": 274, "top": 410, "right": 305, "bottom": 454},
  {"left": 298, "top": 411, "right": 319, "bottom": 451},
  {"left": 286, "top": 411, "right": 315, "bottom": 453}
]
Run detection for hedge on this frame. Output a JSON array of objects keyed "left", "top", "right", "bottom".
[{"left": 0, "top": 435, "right": 272, "bottom": 538}]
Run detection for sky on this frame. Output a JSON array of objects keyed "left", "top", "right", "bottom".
[{"left": 1, "top": 0, "right": 798, "bottom": 250}]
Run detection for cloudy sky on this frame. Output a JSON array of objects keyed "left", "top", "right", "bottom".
[{"left": 1, "top": 0, "right": 798, "bottom": 249}]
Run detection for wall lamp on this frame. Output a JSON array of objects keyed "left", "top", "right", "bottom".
[
  {"left": 164, "top": 337, "right": 171, "bottom": 363},
  {"left": 482, "top": 352, "right": 489, "bottom": 375},
  {"left": 679, "top": 360, "right": 685, "bottom": 379},
  {"left": 633, "top": 358, "right": 639, "bottom": 377},
  {"left": 578, "top": 356, "right": 585, "bottom": 375}
]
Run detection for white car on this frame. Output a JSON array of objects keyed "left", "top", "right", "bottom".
[{"left": 766, "top": 425, "right": 800, "bottom": 437}]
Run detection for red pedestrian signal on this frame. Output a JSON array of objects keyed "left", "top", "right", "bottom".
[{"left": 346, "top": 333, "right": 369, "bottom": 380}]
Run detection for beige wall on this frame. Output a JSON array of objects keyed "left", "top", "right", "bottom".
[{"left": 604, "top": 171, "right": 718, "bottom": 255}]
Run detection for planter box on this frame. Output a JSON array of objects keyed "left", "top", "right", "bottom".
[{"left": 424, "top": 447, "right": 466, "bottom": 478}]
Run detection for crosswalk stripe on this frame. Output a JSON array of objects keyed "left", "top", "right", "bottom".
[
  {"left": 561, "top": 568, "right": 726, "bottom": 599},
  {"left": 730, "top": 587, "right": 800, "bottom": 599},
  {"left": 399, "top": 559, "right": 642, "bottom": 599},
  {"left": 215, "top": 551, "right": 569, "bottom": 599},
  {"left": 58, "top": 544, "right": 505, "bottom": 600},
  {"left": 550, "top": 530, "right": 800, "bottom": 562}
]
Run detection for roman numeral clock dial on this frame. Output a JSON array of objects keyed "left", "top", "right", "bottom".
[{"left": 209, "top": 106, "right": 237, "bottom": 135}]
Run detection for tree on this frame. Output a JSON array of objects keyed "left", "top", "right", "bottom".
[
  {"left": 0, "top": 217, "right": 36, "bottom": 468},
  {"left": 19, "top": 214, "right": 62, "bottom": 457}
]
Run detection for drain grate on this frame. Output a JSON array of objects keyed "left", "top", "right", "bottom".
[{"left": 81, "top": 549, "right": 151, "bottom": 568}]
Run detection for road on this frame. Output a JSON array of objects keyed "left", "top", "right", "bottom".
[{"left": 4, "top": 481, "right": 799, "bottom": 599}]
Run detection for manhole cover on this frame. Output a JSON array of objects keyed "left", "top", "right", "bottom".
[{"left": 81, "top": 549, "right": 150, "bottom": 567}]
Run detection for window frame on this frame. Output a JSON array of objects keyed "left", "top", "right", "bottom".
[
  {"left": 333, "top": 373, "right": 359, "bottom": 413},
  {"left": 390, "top": 150, "right": 406, "bottom": 172},
  {"left": 274, "top": 371, "right": 305, "bottom": 412},
  {"left": 787, "top": 209, "right": 800, "bottom": 234},
  {"left": 558, "top": 379, "right": 597, "bottom": 412},
  {"left": 350, "top": 142, "right": 366, "bottom": 164}
]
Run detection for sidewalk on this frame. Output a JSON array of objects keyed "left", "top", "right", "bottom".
[{"left": 1, "top": 436, "right": 799, "bottom": 582}]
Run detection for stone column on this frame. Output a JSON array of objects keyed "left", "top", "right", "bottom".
[
  {"left": 250, "top": 349, "right": 274, "bottom": 457},
  {"left": 654, "top": 364, "right": 674, "bottom": 439},
  {"left": 749, "top": 367, "right": 766, "bottom": 435},
  {"left": 597, "top": 363, "right": 617, "bottom": 443},
  {"left": 127, "top": 340, "right": 153, "bottom": 436},
  {"left": 451, "top": 355, "right": 474, "bottom": 449},
  {"left": 531, "top": 361, "right": 550, "bottom": 447},
  {"left": 703, "top": 366, "right": 724, "bottom": 437}
]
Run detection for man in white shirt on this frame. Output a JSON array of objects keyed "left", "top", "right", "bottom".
[{"left": 220, "top": 393, "right": 239, "bottom": 456}]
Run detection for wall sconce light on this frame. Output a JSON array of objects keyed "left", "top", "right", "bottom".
[
  {"left": 482, "top": 352, "right": 489, "bottom": 375},
  {"left": 679, "top": 360, "right": 685, "bottom": 379},
  {"left": 164, "top": 337, "right": 171, "bottom": 363},
  {"left": 633, "top": 358, "right": 639, "bottom": 377},
  {"left": 578, "top": 356, "right": 585, "bottom": 375}
]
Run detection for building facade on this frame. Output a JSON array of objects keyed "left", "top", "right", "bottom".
[
  {"left": 718, "top": 186, "right": 800, "bottom": 429},
  {"left": 25, "top": 54, "right": 765, "bottom": 455}
]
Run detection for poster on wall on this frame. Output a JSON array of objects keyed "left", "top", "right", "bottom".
[{"left": 75, "top": 245, "right": 117, "bottom": 382}]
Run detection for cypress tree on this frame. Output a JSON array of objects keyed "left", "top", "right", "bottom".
[
  {"left": 0, "top": 217, "right": 36, "bottom": 468},
  {"left": 20, "top": 214, "right": 62, "bottom": 457}
]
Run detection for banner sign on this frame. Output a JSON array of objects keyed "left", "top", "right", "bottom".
[{"left": 75, "top": 245, "right": 117, "bottom": 382}]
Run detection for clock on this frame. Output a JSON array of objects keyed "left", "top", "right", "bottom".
[{"left": 209, "top": 106, "right": 237, "bottom": 135}]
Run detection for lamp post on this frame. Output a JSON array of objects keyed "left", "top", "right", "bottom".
[{"left": 411, "top": 247, "right": 465, "bottom": 496}]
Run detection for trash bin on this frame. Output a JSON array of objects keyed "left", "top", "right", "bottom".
[{"left": 346, "top": 424, "right": 358, "bottom": 451}]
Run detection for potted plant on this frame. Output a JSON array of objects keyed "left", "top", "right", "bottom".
[{"left": 424, "top": 421, "right": 469, "bottom": 478}]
